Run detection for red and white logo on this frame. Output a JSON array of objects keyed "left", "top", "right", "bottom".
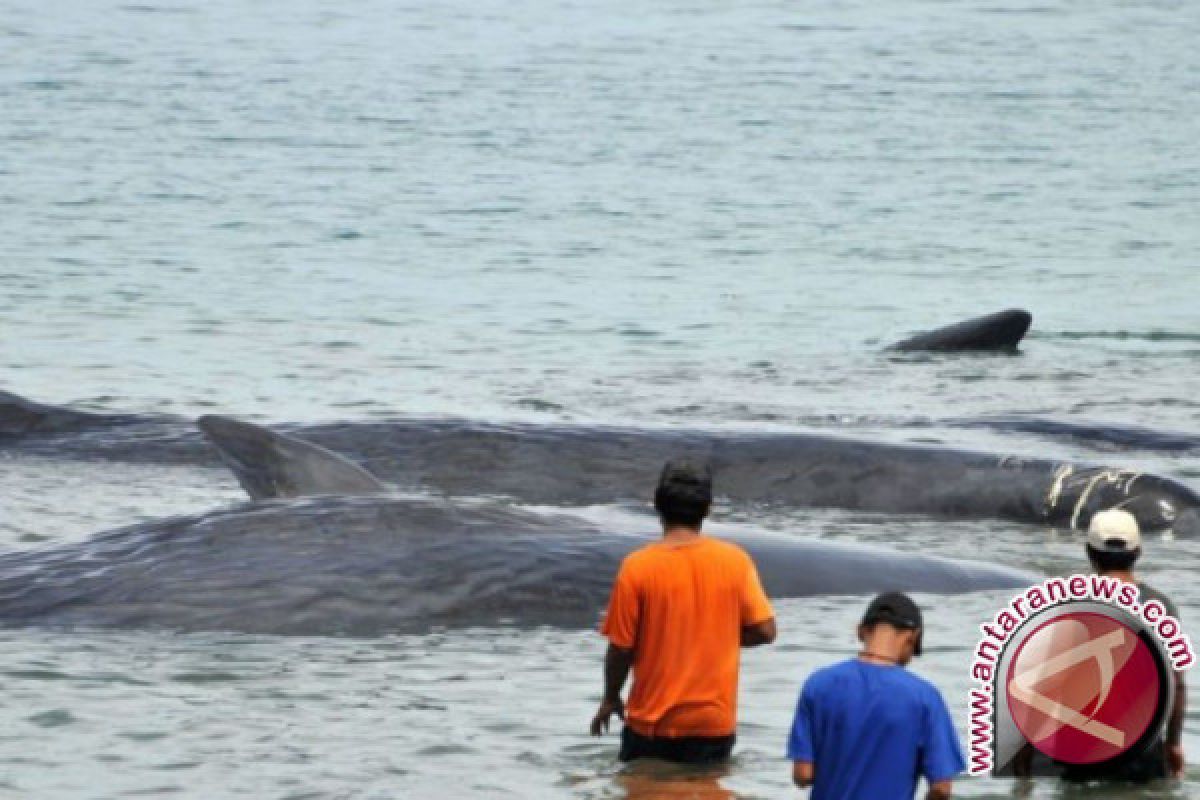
[{"left": 1005, "top": 612, "right": 1162, "bottom": 765}]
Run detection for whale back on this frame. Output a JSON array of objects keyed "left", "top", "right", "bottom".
[
  {"left": 888, "top": 309, "right": 1033, "bottom": 352},
  {"left": 0, "top": 496, "right": 1037, "bottom": 636},
  {"left": 0, "top": 390, "right": 130, "bottom": 436},
  {"left": 198, "top": 415, "right": 388, "bottom": 500}
]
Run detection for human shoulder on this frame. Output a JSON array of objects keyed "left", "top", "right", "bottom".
[
  {"left": 908, "top": 669, "right": 943, "bottom": 694},
  {"left": 618, "top": 539, "right": 688, "bottom": 576},
  {"left": 701, "top": 536, "right": 754, "bottom": 563},
  {"left": 904, "top": 670, "right": 954, "bottom": 714},
  {"left": 850, "top": 664, "right": 944, "bottom": 707},
  {"left": 801, "top": 659, "right": 858, "bottom": 694},
  {"left": 618, "top": 542, "right": 661, "bottom": 572},
  {"left": 1138, "top": 581, "right": 1180, "bottom": 619}
]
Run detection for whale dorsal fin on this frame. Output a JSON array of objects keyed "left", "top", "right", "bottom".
[
  {"left": 198, "top": 415, "right": 388, "bottom": 501},
  {"left": 887, "top": 309, "right": 1033, "bottom": 352}
]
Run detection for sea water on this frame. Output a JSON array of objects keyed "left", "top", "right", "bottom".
[{"left": 1, "top": 0, "right": 1198, "bottom": 796}]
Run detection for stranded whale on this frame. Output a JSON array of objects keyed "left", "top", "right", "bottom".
[
  {"left": 0, "top": 495, "right": 1035, "bottom": 635},
  {"left": 0, "top": 496, "right": 1036, "bottom": 636},
  {"left": 0, "top": 461, "right": 1037, "bottom": 636},
  {"left": 194, "top": 415, "right": 1200, "bottom": 536},
  {"left": 4, "top": 391, "right": 1198, "bottom": 535}
]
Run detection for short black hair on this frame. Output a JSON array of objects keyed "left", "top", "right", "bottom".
[
  {"left": 861, "top": 592, "right": 922, "bottom": 629},
  {"left": 861, "top": 592, "right": 924, "bottom": 655},
  {"left": 654, "top": 460, "right": 712, "bottom": 528},
  {"left": 1087, "top": 544, "right": 1140, "bottom": 572}
]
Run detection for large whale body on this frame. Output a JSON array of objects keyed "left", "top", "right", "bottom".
[
  {"left": 0, "top": 495, "right": 1036, "bottom": 636},
  {"left": 194, "top": 416, "right": 1200, "bottom": 535},
  {"left": 0, "top": 415, "right": 1039, "bottom": 635},
  {"left": 4, "top": 390, "right": 1198, "bottom": 535}
]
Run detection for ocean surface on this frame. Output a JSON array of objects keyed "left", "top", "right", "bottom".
[{"left": 1, "top": 0, "right": 1198, "bottom": 797}]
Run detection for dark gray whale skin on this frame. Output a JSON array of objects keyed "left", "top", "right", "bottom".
[
  {"left": 196, "top": 415, "right": 1200, "bottom": 536},
  {"left": 949, "top": 415, "right": 1200, "bottom": 454},
  {"left": 0, "top": 389, "right": 155, "bottom": 436},
  {"left": 4, "top": 389, "right": 1198, "bottom": 534},
  {"left": 189, "top": 417, "right": 1196, "bottom": 535},
  {"left": 0, "top": 495, "right": 1037, "bottom": 636},
  {"left": 3, "top": 401, "right": 1198, "bottom": 535},
  {"left": 0, "top": 415, "right": 1038, "bottom": 635},
  {"left": 887, "top": 309, "right": 1033, "bottom": 352}
]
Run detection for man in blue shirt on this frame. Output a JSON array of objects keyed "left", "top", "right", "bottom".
[{"left": 787, "top": 592, "right": 965, "bottom": 800}]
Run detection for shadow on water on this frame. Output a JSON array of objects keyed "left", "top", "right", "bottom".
[
  {"left": 604, "top": 761, "right": 1195, "bottom": 800},
  {"left": 608, "top": 769, "right": 1193, "bottom": 800},
  {"left": 1014, "top": 776, "right": 1191, "bottom": 800},
  {"left": 612, "top": 761, "right": 738, "bottom": 800}
]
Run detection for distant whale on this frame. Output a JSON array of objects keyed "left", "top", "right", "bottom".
[
  {"left": 0, "top": 309, "right": 1027, "bottom": 440},
  {"left": 0, "top": 430, "right": 1037, "bottom": 636},
  {"left": 0, "top": 389, "right": 152, "bottom": 436},
  {"left": 4, "top": 390, "right": 1198, "bottom": 535},
  {"left": 887, "top": 308, "right": 1033, "bottom": 352}
]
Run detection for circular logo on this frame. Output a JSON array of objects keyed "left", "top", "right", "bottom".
[{"left": 1005, "top": 612, "right": 1165, "bottom": 765}]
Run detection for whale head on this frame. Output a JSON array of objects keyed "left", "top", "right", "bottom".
[{"left": 888, "top": 309, "right": 1033, "bottom": 353}]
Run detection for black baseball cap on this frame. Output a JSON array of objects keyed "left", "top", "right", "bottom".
[{"left": 861, "top": 592, "right": 924, "bottom": 655}]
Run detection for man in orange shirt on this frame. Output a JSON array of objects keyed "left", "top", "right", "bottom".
[{"left": 589, "top": 460, "right": 777, "bottom": 763}]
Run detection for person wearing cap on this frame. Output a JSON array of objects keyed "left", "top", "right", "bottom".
[
  {"left": 589, "top": 460, "right": 777, "bottom": 763},
  {"left": 1069, "top": 508, "right": 1186, "bottom": 782},
  {"left": 787, "top": 592, "right": 965, "bottom": 800}
]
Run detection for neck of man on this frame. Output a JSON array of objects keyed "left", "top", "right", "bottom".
[
  {"left": 858, "top": 628, "right": 909, "bottom": 666},
  {"left": 1101, "top": 568, "right": 1137, "bottom": 584},
  {"left": 662, "top": 524, "right": 702, "bottom": 543}
]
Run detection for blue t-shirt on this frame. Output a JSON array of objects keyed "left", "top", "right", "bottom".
[{"left": 787, "top": 659, "right": 965, "bottom": 800}]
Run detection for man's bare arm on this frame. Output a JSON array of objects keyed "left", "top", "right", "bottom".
[
  {"left": 792, "top": 761, "right": 813, "bottom": 788},
  {"left": 603, "top": 643, "right": 633, "bottom": 702},
  {"left": 926, "top": 780, "right": 953, "bottom": 800},
  {"left": 741, "top": 617, "right": 776, "bottom": 647},
  {"left": 1167, "top": 673, "right": 1186, "bottom": 777},
  {"left": 590, "top": 644, "right": 633, "bottom": 735}
]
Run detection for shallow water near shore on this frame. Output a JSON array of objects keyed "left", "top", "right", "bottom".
[{"left": 2, "top": 0, "right": 1199, "bottom": 796}]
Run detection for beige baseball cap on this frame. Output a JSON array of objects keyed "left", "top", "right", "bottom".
[{"left": 1087, "top": 509, "right": 1142, "bottom": 553}]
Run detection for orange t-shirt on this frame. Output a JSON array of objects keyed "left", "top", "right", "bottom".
[{"left": 600, "top": 536, "right": 774, "bottom": 738}]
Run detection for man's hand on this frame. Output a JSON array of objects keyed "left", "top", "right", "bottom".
[
  {"left": 590, "top": 697, "right": 624, "bottom": 736},
  {"left": 1167, "top": 743, "right": 1185, "bottom": 779},
  {"left": 925, "top": 780, "right": 953, "bottom": 800},
  {"left": 592, "top": 643, "right": 633, "bottom": 735},
  {"left": 741, "top": 617, "right": 777, "bottom": 647}
]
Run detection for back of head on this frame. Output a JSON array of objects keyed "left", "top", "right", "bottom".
[
  {"left": 860, "top": 591, "right": 924, "bottom": 657},
  {"left": 654, "top": 460, "right": 713, "bottom": 528},
  {"left": 1086, "top": 509, "right": 1142, "bottom": 572}
]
